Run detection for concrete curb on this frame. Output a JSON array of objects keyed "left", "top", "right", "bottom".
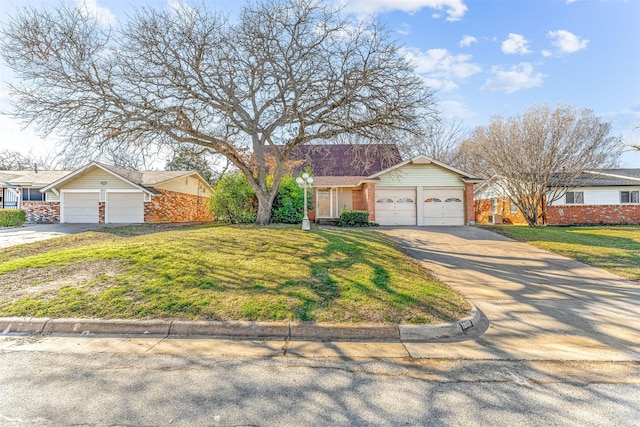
[{"left": 0, "top": 306, "right": 487, "bottom": 343}]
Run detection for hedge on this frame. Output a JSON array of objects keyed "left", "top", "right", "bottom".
[
  {"left": 0, "top": 209, "right": 26, "bottom": 227},
  {"left": 337, "top": 210, "right": 377, "bottom": 227}
]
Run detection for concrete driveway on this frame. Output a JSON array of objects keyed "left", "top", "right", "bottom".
[
  {"left": 0, "top": 223, "right": 125, "bottom": 249},
  {"left": 380, "top": 226, "right": 640, "bottom": 361}
]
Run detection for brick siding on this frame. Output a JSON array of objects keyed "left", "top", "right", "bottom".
[
  {"left": 21, "top": 201, "right": 60, "bottom": 223},
  {"left": 464, "top": 183, "right": 476, "bottom": 225},
  {"left": 364, "top": 183, "right": 375, "bottom": 221},
  {"left": 475, "top": 197, "right": 528, "bottom": 225},
  {"left": 546, "top": 204, "right": 640, "bottom": 225},
  {"left": 145, "top": 188, "right": 213, "bottom": 223}
]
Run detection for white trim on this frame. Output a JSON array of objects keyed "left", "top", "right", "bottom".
[{"left": 60, "top": 190, "right": 100, "bottom": 223}]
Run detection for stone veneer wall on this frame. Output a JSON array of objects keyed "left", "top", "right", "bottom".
[
  {"left": 546, "top": 204, "right": 640, "bottom": 225},
  {"left": 145, "top": 188, "right": 213, "bottom": 223},
  {"left": 21, "top": 201, "right": 60, "bottom": 223}
]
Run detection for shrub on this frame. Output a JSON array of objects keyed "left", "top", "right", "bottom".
[
  {"left": 209, "top": 172, "right": 257, "bottom": 224},
  {"left": 271, "top": 175, "right": 307, "bottom": 224},
  {"left": 0, "top": 209, "right": 26, "bottom": 227},
  {"left": 337, "top": 210, "right": 377, "bottom": 227}
]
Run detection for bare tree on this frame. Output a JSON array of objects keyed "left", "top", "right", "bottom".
[
  {"left": 460, "top": 104, "right": 621, "bottom": 226},
  {"left": 396, "top": 118, "right": 465, "bottom": 165},
  {"left": 1, "top": 0, "right": 435, "bottom": 224},
  {"left": 0, "top": 149, "right": 64, "bottom": 170}
]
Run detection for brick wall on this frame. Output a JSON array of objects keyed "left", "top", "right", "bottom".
[
  {"left": 464, "top": 183, "right": 476, "bottom": 225},
  {"left": 352, "top": 189, "right": 365, "bottom": 210},
  {"left": 546, "top": 204, "right": 640, "bottom": 225},
  {"left": 475, "top": 197, "right": 528, "bottom": 225},
  {"left": 363, "top": 183, "right": 376, "bottom": 221},
  {"left": 145, "top": 188, "right": 213, "bottom": 223},
  {"left": 21, "top": 202, "right": 60, "bottom": 223}
]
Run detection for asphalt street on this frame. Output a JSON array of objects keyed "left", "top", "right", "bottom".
[{"left": 1, "top": 348, "right": 639, "bottom": 427}]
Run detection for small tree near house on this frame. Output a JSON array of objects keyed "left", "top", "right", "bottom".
[
  {"left": 459, "top": 104, "right": 621, "bottom": 226},
  {"left": 1, "top": 0, "right": 436, "bottom": 225}
]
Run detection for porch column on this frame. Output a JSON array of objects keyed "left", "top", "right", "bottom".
[{"left": 465, "top": 182, "right": 476, "bottom": 225}]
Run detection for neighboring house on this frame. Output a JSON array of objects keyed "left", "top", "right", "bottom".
[
  {"left": 0, "top": 162, "right": 213, "bottom": 224},
  {"left": 287, "top": 144, "right": 482, "bottom": 226},
  {"left": 474, "top": 169, "right": 640, "bottom": 225},
  {"left": 474, "top": 176, "right": 528, "bottom": 225}
]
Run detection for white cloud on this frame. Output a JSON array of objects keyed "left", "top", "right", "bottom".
[
  {"left": 402, "top": 47, "right": 482, "bottom": 79},
  {"left": 501, "top": 33, "right": 532, "bottom": 55},
  {"left": 541, "top": 50, "right": 552, "bottom": 57},
  {"left": 481, "top": 62, "right": 545, "bottom": 94},
  {"left": 337, "top": 0, "right": 468, "bottom": 22},
  {"left": 439, "top": 100, "right": 476, "bottom": 120},
  {"left": 76, "top": 0, "right": 116, "bottom": 27},
  {"left": 397, "top": 23, "right": 411, "bottom": 36},
  {"left": 547, "top": 30, "right": 589, "bottom": 54},
  {"left": 459, "top": 35, "right": 477, "bottom": 48}
]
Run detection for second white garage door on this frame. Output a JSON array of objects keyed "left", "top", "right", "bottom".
[
  {"left": 106, "top": 192, "right": 144, "bottom": 223},
  {"left": 423, "top": 188, "right": 465, "bottom": 226},
  {"left": 375, "top": 188, "right": 416, "bottom": 226},
  {"left": 62, "top": 192, "right": 99, "bottom": 223}
]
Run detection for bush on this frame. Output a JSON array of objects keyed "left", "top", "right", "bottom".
[
  {"left": 209, "top": 172, "right": 312, "bottom": 224},
  {"left": 209, "top": 172, "right": 257, "bottom": 224},
  {"left": 337, "top": 210, "right": 377, "bottom": 227},
  {"left": 0, "top": 209, "right": 26, "bottom": 227},
  {"left": 271, "top": 175, "right": 307, "bottom": 224}
]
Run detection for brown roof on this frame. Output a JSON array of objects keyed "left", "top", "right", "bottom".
[
  {"left": 287, "top": 144, "right": 402, "bottom": 177},
  {"left": 312, "top": 176, "right": 370, "bottom": 187},
  {"left": 95, "top": 163, "right": 195, "bottom": 186}
]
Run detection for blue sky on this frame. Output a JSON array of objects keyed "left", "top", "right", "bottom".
[{"left": 1, "top": 0, "right": 639, "bottom": 166}]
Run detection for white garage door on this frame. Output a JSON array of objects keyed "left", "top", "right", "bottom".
[
  {"left": 107, "top": 192, "right": 144, "bottom": 223},
  {"left": 63, "top": 192, "right": 99, "bottom": 223},
  {"left": 375, "top": 188, "right": 416, "bottom": 226},
  {"left": 423, "top": 188, "right": 465, "bottom": 226}
]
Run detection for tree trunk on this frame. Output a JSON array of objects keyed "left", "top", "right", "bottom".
[{"left": 255, "top": 191, "right": 275, "bottom": 225}]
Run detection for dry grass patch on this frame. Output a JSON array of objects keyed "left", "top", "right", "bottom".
[{"left": 0, "top": 225, "right": 470, "bottom": 323}]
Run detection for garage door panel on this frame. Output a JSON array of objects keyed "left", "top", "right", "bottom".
[
  {"left": 107, "top": 192, "right": 144, "bottom": 223},
  {"left": 423, "top": 188, "right": 464, "bottom": 226},
  {"left": 376, "top": 188, "right": 416, "bottom": 226},
  {"left": 63, "top": 193, "right": 99, "bottom": 223}
]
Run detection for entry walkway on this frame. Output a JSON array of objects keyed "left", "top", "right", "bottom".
[{"left": 380, "top": 226, "right": 640, "bottom": 361}]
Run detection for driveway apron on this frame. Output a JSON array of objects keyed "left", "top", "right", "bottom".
[{"left": 380, "top": 226, "right": 640, "bottom": 361}]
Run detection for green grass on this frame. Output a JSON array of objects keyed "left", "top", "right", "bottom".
[
  {"left": 0, "top": 224, "right": 470, "bottom": 323},
  {"left": 483, "top": 225, "right": 640, "bottom": 282}
]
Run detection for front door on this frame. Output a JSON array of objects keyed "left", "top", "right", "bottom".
[{"left": 317, "top": 189, "right": 331, "bottom": 218}]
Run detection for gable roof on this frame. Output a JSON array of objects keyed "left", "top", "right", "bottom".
[
  {"left": 288, "top": 144, "right": 403, "bottom": 177},
  {"left": 367, "top": 154, "right": 483, "bottom": 182},
  {"left": 40, "top": 162, "right": 214, "bottom": 194}
]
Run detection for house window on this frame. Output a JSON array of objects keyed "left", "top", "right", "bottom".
[
  {"left": 21, "top": 188, "right": 45, "bottom": 202},
  {"left": 621, "top": 191, "right": 639, "bottom": 204},
  {"left": 565, "top": 191, "right": 584, "bottom": 204},
  {"left": 491, "top": 198, "right": 498, "bottom": 213},
  {"left": 510, "top": 199, "right": 518, "bottom": 213}
]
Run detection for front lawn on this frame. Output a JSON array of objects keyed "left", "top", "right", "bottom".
[
  {"left": 0, "top": 225, "right": 470, "bottom": 323},
  {"left": 484, "top": 225, "right": 640, "bottom": 283}
]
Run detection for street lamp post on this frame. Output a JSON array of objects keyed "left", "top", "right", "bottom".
[{"left": 296, "top": 172, "right": 314, "bottom": 231}]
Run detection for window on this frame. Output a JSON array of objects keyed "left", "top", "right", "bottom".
[
  {"left": 424, "top": 198, "right": 441, "bottom": 203},
  {"left": 510, "top": 199, "right": 518, "bottom": 213},
  {"left": 621, "top": 191, "right": 639, "bottom": 204},
  {"left": 491, "top": 198, "right": 498, "bottom": 213},
  {"left": 376, "top": 198, "right": 393, "bottom": 203},
  {"left": 396, "top": 198, "right": 414, "bottom": 203},
  {"left": 445, "top": 198, "right": 462, "bottom": 203},
  {"left": 565, "top": 191, "right": 584, "bottom": 204},
  {"left": 21, "top": 188, "right": 45, "bottom": 202}
]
